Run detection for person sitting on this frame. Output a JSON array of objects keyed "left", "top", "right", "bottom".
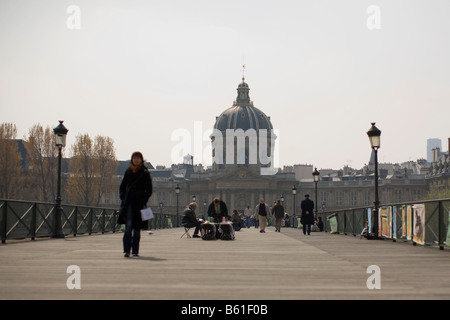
[
  {"left": 317, "top": 216, "right": 324, "bottom": 232},
  {"left": 231, "top": 209, "right": 242, "bottom": 231},
  {"left": 207, "top": 197, "right": 229, "bottom": 223},
  {"left": 181, "top": 202, "right": 202, "bottom": 238}
]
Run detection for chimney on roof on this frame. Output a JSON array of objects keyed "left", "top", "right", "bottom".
[{"left": 432, "top": 148, "right": 440, "bottom": 162}]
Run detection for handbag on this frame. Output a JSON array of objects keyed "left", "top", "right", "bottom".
[{"left": 140, "top": 207, "right": 154, "bottom": 221}]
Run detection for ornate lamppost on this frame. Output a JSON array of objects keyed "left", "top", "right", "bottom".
[
  {"left": 367, "top": 122, "right": 381, "bottom": 239},
  {"left": 175, "top": 184, "right": 180, "bottom": 227},
  {"left": 292, "top": 185, "right": 297, "bottom": 228},
  {"left": 312, "top": 167, "right": 320, "bottom": 216},
  {"left": 52, "top": 121, "right": 68, "bottom": 238},
  {"left": 159, "top": 200, "right": 164, "bottom": 215},
  {"left": 203, "top": 200, "right": 207, "bottom": 219}
]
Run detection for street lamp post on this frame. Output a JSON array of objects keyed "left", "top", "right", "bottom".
[
  {"left": 175, "top": 184, "right": 180, "bottom": 227},
  {"left": 52, "top": 120, "right": 68, "bottom": 239},
  {"left": 312, "top": 167, "right": 320, "bottom": 216},
  {"left": 203, "top": 200, "right": 207, "bottom": 219},
  {"left": 292, "top": 185, "right": 297, "bottom": 228},
  {"left": 159, "top": 200, "right": 164, "bottom": 215},
  {"left": 367, "top": 122, "right": 381, "bottom": 239}
]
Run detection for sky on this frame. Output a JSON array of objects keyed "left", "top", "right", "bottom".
[{"left": 1, "top": 0, "right": 449, "bottom": 171}]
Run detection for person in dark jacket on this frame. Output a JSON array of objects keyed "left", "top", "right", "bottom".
[
  {"left": 181, "top": 202, "right": 202, "bottom": 238},
  {"left": 300, "top": 193, "right": 315, "bottom": 235},
  {"left": 207, "top": 197, "right": 228, "bottom": 223},
  {"left": 272, "top": 200, "right": 285, "bottom": 232},
  {"left": 317, "top": 216, "right": 324, "bottom": 232},
  {"left": 118, "top": 152, "right": 153, "bottom": 257}
]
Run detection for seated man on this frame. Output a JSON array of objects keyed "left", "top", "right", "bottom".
[
  {"left": 181, "top": 202, "right": 202, "bottom": 238},
  {"left": 231, "top": 209, "right": 242, "bottom": 231}
]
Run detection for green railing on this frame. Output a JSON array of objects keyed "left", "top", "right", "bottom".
[
  {"left": 0, "top": 199, "right": 175, "bottom": 243},
  {"left": 317, "top": 198, "right": 450, "bottom": 250}
]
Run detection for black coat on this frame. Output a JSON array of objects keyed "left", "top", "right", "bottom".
[
  {"left": 182, "top": 206, "right": 198, "bottom": 227},
  {"left": 300, "top": 197, "right": 315, "bottom": 225},
  {"left": 273, "top": 204, "right": 285, "bottom": 219},
  {"left": 207, "top": 200, "right": 228, "bottom": 222},
  {"left": 118, "top": 166, "right": 153, "bottom": 229}
]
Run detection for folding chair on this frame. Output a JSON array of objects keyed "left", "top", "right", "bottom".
[{"left": 181, "top": 227, "right": 192, "bottom": 238}]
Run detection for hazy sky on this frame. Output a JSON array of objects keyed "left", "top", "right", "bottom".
[{"left": 1, "top": 0, "right": 449, "bottom": 170}]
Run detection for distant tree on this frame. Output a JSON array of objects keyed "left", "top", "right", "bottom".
[
  {"left": 66, "top": 133, "right": 118, "bottom": 206},
  {"left": 93, "top": 135, "right": 118, "bottom": 206},
  {"left": 24, "top": 124, "right": 59, "bottom": 202},
  {"left": 0, "top": 123, "right": 23, "bottom": 199}
]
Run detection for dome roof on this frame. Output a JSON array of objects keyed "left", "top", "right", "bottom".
[{"left": 214, "top": 78, "right": 273, "bottom": 132}]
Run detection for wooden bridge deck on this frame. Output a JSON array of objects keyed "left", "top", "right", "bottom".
[{"left": 1, "top": 226, "right": 449, "bottom": 301}]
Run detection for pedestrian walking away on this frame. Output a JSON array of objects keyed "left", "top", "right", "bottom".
[
  {"left": 118, "top": 152, "right": 153, "bottom": 257},
  {"left": 300, "top": 193, "right": 314, "bottom": 235}
]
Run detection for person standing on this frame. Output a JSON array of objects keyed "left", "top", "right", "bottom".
[
  {"left": 300, "top": 193, "right": 315, "bottom": 235},
  {"left": 272, "top": 199, "right": 285, "bottom": 232},
  {"left": 255, "top": 198, "right": 271, "bottom": 233},
  {"left": 243, "top": 205, "right": 253, "bottom": 228},
  {"left": 118, "top": 152, "right": 153, "bottom": 257}
]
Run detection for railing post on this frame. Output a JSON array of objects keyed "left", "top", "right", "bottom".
[
  {"left": 74, "top": 207, "right": 78, "bottom": 236},
  {"left": 352, "top": 209, "right": 356, "bottom": 236},
  {"left": 30, "top": 203, "right": 37, "bottom": 241},
  {"left": 88, "top": 209, "right": 93, "bottom": 235},
  {"left": 112, "top": 210, "right": 117, "bottom": 233},
  {"left": 412, "top": 205, "right": 416, "bottom": 246},
  {"left": 101, "top": 209, "right": 106, "bottom": 234},
  {"left": 1, "top": 201, "right": 7, "bottom": 244},
  {"left": 343, "top": 210, "right": 347, "bottom": 235},
  {"left": 439, "top": 200, "right": 444, "bottom": 250}
]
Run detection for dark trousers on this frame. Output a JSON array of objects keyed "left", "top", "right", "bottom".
[
  {"left": 184, "top": 221, "right": 202, "bottom": 235},
  {"left": 303, "top": 223, "right": 312, "bottom": 235},
  {"left": 123, "top": 205, "right": 141, "bottom": 254}
]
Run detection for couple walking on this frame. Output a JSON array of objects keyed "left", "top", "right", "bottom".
[{"left": 254, "top": 198, "right": 285, "bottom": 233}]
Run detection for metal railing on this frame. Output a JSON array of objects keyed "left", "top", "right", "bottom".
[
  {"left": 0, "top": 199, "right": 175, "bottom": 243},
  {"left": 316, "top": 198, "right": 450, "bottom": 250}
]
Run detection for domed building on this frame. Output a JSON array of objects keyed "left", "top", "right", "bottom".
[
  {"left": 146, "top": 76, "right": 297, "bottom": 223},
  {"left": 211, "top": 77, "right": 276, "bottom": 173},
  {"left": 183, "top": 77, "right": 295, "bottom": 214}
]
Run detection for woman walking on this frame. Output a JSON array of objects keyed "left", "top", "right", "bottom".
[{"left": 118, "top": 152, "right": 153, "bottom": 257}]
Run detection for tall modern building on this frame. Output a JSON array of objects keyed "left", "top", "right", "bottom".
[{"left": 427, "top": 138, "right": 442, "bottom": 162}]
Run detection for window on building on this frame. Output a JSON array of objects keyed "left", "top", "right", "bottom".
[
  {"left": 394, "top": 189, "right": 402, "bottom": 203},
  {"left": 364, "top": 191, "right": 371, "bottom": 206},
  {"left": 336, "top": 191, "right": 343, "bottom": 207},
  {"left": 351, "top": 191, "right": 357, "bottom": 206}
]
